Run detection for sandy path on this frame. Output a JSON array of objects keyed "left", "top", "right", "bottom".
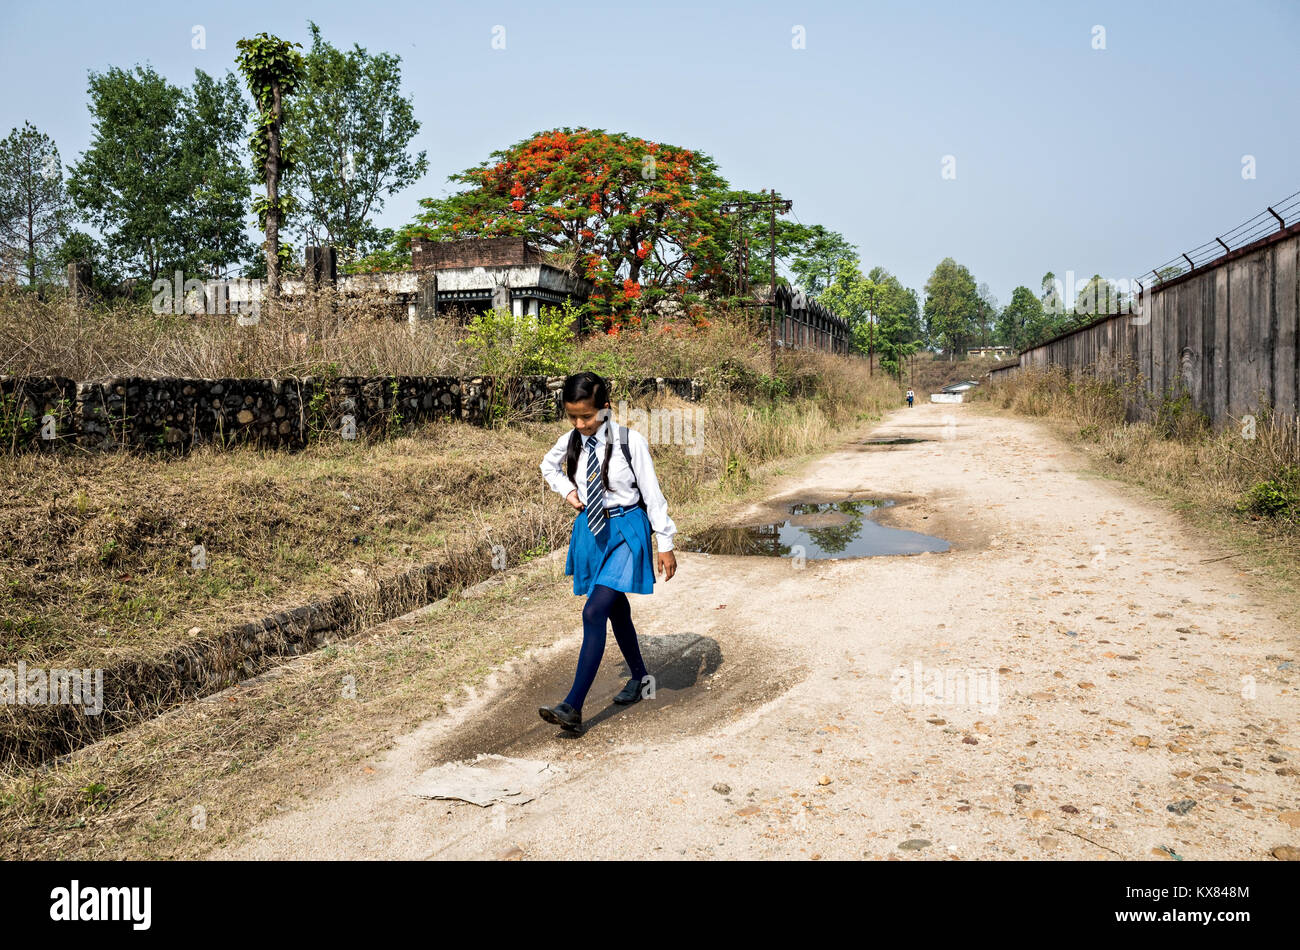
[{"left": 214, "top": 403, "right": 1299, "bottom": 860}]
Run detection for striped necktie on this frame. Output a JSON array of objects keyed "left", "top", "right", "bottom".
[{"left": 585, "top": 434, "right": 608, "bottom": 545}]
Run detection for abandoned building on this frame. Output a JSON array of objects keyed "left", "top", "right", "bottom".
[{"left": 410, "top": 237, "right": 593, "bottom": 323}]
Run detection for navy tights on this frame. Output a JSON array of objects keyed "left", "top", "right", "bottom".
[{"left": 562, "top": 584, "right": 649, "bottom": 711}]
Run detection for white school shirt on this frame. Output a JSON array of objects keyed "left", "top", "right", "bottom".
[{"left": 540, "top": 423, "right": 678, "bottom": 552}]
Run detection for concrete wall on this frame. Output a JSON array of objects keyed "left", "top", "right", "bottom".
[
  {"left": 989, "top": 225, "right": 1300, "bottom": 424},
  {"left": 412, "top": 236, "right": 542, "bottom": 269},
  {"left": 0, "top": 374, "right": 706, "bottom": 453}
]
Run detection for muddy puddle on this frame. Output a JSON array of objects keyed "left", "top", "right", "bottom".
[
  {"left": 424, "top": 632, "right": 807, "bottom": 761},
  {"left": 679, "top": 499, "right": 950, "bottom": 559}
]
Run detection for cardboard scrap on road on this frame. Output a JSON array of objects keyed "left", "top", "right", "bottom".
[{"left": 408, "top": 754, "right": 563, "bottom": 807}]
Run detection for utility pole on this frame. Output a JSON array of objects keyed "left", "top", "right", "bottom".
[
  {"left": 768, "top": 189, "right": 778, "bottom": 371},
  {"left": 868, "top": 302, "right": 875, "bottom": 377},
  {"left": 719, "top": 190, "right": 791, "bottom": 370},
  {"left": 736, "top": 209, "right": 747, "bottom": 303}
]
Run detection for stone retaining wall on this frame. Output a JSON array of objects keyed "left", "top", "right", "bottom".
[{"left": 0, "top": 374, "right": 705, "bottom": 452}]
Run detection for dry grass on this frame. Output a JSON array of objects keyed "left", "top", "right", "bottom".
[
  {"left": 976, "top": 367, "right": 1300, "bottom": 584},
  {"left": 0, "top": 284, "right": 475, "bottom": 380},
  {"left": 0, "top": 419, "right": 581, "bottom": 765},
  {"left": 0, "top": 555, "right": 584, "bottom": 858},
  {"left": 0, "top": 287, "right": 891, "bottom": 397}
]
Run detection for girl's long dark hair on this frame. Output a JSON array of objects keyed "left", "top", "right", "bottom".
[{"left": 563, "top": 371, "right": 615, "bottom": 491}]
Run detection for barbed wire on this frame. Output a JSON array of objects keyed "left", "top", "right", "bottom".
[{"left": 1145, "top": 190, "right": 1298, "bottom": 286}]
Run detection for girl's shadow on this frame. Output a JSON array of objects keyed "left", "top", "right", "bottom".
[
  {"left": 427, "top": 631, "right": 725, "bottom": 759},
  {"left": 578, "top": 631, "right": 724, "bottom": 732}
]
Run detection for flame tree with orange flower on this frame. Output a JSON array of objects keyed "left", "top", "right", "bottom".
[{"left": 405, "top": 128, "right": 735, "bottom": 329}]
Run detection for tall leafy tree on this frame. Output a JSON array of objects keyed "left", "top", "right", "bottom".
[
  {"left": 975, "top": 281, "right": 998, "bottom": 346},
  {"left": 237, "top": 33, "right": 305, "bottom": 297},
  {"left": 1071, "top": 273, "right": 1121, "bottom": 318},
  {"left": 818, "top": 260, "right": 874, "bottom": 346},
  {"left": 818, "top": 260, "right": 920, "bottom": 376},
  {"left": 995, "top": 285, "right": 1042, "bottom": 350},
  {"left": 863, "top": 266, "right": 923, "bottom": 347},
  {"left": 67, "top": 66, "right": 185, "bottom": 283},
  {"left": 177, "top": 70, "right": 257, "bottom": 278},
  {"left": 0, "top": 122, "right": 71, "bottom": 286},
  {"left": 923, "top": 257, "right": 980, "bottom": 360},
  {"left": 787, "top": 225, "right": 857, "bottom": 296},
  {"left": 1039, "top": 271, "right": 1057, "bottom": 303},
  {"left": 409, "top": 127, "right": 732, "bottom": 324},
  {"left": 283, "top": 22, "right": 428, "bottom": 258},
  {"left": 867, "top": 267, "right": 922, "bottom": 377},
  {"left": 66, "top": 66, "right": 252, "bottom": 283}
]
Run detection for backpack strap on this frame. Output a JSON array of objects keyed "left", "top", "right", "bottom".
[{"left": 617, "top": 425, "right": 649, "bottom": 512}]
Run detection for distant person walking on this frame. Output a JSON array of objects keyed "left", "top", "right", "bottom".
[
  {"left": 906, "top": 388, "right": 915, "bottom": 407},
  {"left": 536, "top": 372, "right": 678, "bottom": 735}
]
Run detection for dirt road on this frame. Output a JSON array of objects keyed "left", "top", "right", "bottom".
[{"left": 215, "top": 402, "right": 1299, "bottom": 860}]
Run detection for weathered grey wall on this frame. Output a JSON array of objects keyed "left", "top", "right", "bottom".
[
  {"left": 990, "top": 225, "right": 1300, "bottom": 424},
  {"left": 0, "top": 374, "right": 705, "bottom": 453}
]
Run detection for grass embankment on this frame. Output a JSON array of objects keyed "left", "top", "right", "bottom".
[
  {"left": 907, "top": 353, "right": 1008, "bottom": 395},
  {"left": 0, "top": 291, "right": 899, "bottom": 856},
  {"left": 0, "top": 284, "right": 472, "bottom": 379},
  {"left": 974, "top": 367, "right": 1300, "bottom": 590}
]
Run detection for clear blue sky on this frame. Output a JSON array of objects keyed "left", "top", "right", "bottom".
[{"left": 3, "top": 0, "right": 1297, "bottom": 305}]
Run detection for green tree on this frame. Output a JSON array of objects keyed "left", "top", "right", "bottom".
[
  {"left": 923, "top": 257, "right": 980, "bottom": 359},
  {"left": 66, "top": 66, "right": 252, "bottom": 284},
  {"left": 995, "top": 286, "right": 1042, "bottom": 350},
  {"left": 818, "top": 262, "right": 921, "bottom": 376},
  {"left": 236, "top": 33, "right": 305, "bottom": 297},
  {"left": 788, "top": 224, "right": 857, "bottom": 296},
  {"left": 67, "top": 66, "right": 186, "bottom": 283},
  {"left": 818, "top": 260, "right": 874, "bottom": 350},
  {"left": 177, "top": 70, "right": 257, "bottom": 278},
  {"left": 975, "top": 281, "right": 998, "bottom": 346},
  {"left": 868, "top": 268, "right": 922, "bottom": 378},
  {"left": 284, "top": 22, "right": 428, "bottom": 259},
  {"left": 0, "top": 121, "right": 71, "bottom": 286},
  {"left": 1039, "top": 271, "right": 1058, "bottom": 306},
  {"left": 867, "top": 266, "right": 923, "bottom": 347},
  {"left": 1071, "top": 273, "right": 1121, "bottom": 319}
]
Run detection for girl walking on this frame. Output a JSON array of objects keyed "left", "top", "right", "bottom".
[{"left": 537, "top": 372, "right": 678, "bottom": 734}]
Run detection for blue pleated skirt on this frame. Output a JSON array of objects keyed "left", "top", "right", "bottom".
[{"left": 565, "top": 505, "right": 656, "bottom": 597}]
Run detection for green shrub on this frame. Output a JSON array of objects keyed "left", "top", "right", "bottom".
[
  {"left": 465, "top": 301, "right": 578, "bottom": 377},
  {"left": 578, "top": 348, "right": 636, "bottom": 390},
  {"left": 755, "top": 372, "right": 789, "bottom": 402},
  {"left": 1237, "top": 466, "right": 1300, "bottom": 519},
  {"left": 1154, "top": 388, "right": 1208, "bottom": 440},
  {"left": 0, "top": 391, "right": 39, "bottom": 448},
  {"left": 698, "top": 356, "right": 759, "bottom": 395}
]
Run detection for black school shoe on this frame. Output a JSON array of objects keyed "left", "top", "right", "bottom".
[
  {"left": 613, "top": 676, "right": 645, "bottom": 705},
  {"left": 539, "top": 701, "right": 583, "bottom": 732}
]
